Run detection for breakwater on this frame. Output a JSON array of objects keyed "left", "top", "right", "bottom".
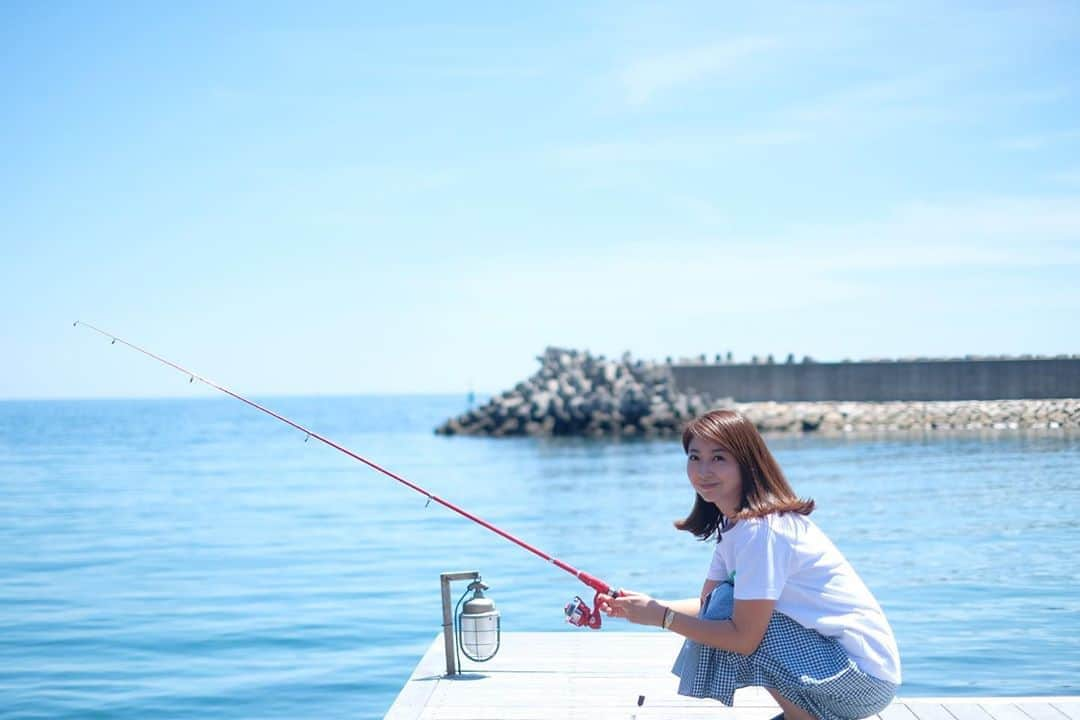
[
  {"left": 435, "top": 349, "right": 1080, "bottom": 437},
  {"left": 672, "top": 355, "right": 1080, "bottom": 402}
]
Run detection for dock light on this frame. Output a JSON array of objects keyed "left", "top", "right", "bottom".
[
  {"left": 456, "top": 580, "right": 500, "bottom": 662},
  {"left": 440, "top": 571, "right": 501, "bottom": 675}
]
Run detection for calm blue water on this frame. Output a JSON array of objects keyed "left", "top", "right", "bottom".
[{"left": 2, "top": 396, "right": 1079, "bottom": 718}]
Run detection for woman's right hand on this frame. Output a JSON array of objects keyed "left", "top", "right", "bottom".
[
  {"left": 596, "top": 590, "right": 627, "bottom": 619},
  {"left": 598, "top": 589, "right": 665, "bottom": 626}
]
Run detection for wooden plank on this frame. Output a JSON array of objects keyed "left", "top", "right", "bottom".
[
  {"left": 1051, "top": 703, "right": 1080, "bottom": 720},
  {"left": 1019, "top": 703, "right": 1069, "bottom": 720},
  {"left": 901, "top": 703, "right": 956, "bottom": 720},
  {"left": 909, "top": 700, "right": 1080, "bottom": 706},
  {"left": 943, "top": 704, "right": 994, "bottom": 720},
  {"left": 983, "top": 703, "right": 1039, "bottom": 720},
  {"left": 880, "top": 704, "right": 921, "bottom": 720}
]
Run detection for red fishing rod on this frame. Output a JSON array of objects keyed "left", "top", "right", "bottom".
[{"left": 74, "top": 321, "right": 617, "bottom": 628}]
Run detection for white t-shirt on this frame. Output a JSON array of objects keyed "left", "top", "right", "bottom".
[{"left": 706, "top": 512, "right": 901, "bottom": 684}]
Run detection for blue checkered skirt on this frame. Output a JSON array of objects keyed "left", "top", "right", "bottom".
[{"left": 671, "top": 583, "right": 896, "bottom": 720}]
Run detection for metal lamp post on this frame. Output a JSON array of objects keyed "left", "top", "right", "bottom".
[{"left": 440, "top": 571, "right": 500, "bottom": 675}]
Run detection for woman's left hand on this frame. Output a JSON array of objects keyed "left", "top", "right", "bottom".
[{"left": 598, "top": 589, "right": 666, "bottom": 627}]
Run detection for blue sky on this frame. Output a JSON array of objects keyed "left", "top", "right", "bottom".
[{"left": 3, "top": 1, "right": 1078, "bottom": 398}]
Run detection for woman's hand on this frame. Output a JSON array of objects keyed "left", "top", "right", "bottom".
[{"left": 597, "top": 589, "right": 666, "bottom": 627}]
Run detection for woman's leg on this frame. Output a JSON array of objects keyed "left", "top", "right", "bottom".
[{"left": 766, "top": 687, "right": 816, "bottom": 720}]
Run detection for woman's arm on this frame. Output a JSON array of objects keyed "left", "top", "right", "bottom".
[
  {"left": 699, "top": 578, "right": 720, "bottom": 607},
  {"left": 601, "top": 590, "right": 774, "bottom": 656},
  {"left": 639, "top": 577, "right": 721, "bottom": 615},
  {"left": 668, "top": 598, "right": 774, "bottom": 655},
  {"left": 663, "top": 597, "right": 704, "bottom": 614}
]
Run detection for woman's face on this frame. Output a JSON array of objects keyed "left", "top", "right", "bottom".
[{"left": 686, "top": 435, "right": 743, "bottom": 515}]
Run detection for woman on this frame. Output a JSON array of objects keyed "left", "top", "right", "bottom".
[{"left": 599, "top": 409, "right": 900, "bottom": 720}]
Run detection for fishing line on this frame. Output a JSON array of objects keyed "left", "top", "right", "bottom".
[{"left": 74, "top": 320, "right": 617, "bottom": 628}]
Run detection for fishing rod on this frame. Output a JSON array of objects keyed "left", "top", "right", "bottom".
[{"left": 74, "top": 321, "right": 617, "bottom": 628}]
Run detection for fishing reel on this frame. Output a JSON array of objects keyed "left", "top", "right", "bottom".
[{"left": 565, "top": 590, "right": 617, "bottom": 629}]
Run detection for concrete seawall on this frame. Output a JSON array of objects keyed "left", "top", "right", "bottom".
[{"left": 671, "top": 357, "right": 1080, "bottom": 402}]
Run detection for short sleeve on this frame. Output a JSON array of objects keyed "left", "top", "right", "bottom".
[
  {"left": 705, "top": 543, "right": 728, "bottom": 581},
  {"left": 731, "top": 520, "right": 794, "bottom": 600}
]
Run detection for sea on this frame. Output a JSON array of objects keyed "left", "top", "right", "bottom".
[{"left": 2, "top": 396, "right": 1079, "bottom": 718}]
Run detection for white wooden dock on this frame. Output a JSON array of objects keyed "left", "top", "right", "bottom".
[{"left": 385, "top": 632, "right": 1079, "bottom": 720}]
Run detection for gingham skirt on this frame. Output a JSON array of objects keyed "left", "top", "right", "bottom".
[{"left": 671, "top": 583, "right": 897, "bottom": 720}]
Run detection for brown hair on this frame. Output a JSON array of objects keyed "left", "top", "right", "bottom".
[{"left": 674, "top": 409, "right": 814, "bottom": 541}]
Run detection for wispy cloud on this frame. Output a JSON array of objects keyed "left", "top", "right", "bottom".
[
  {"left": 1000, "top": 129, "right": 1080, "bottom": 151},
  {"left": 548, "top": 129, "right": 803, "bottom": 175},
  {"left": 730, "top": 129, "right": 806, "bottom": 146},
  {"left": 759, "top": 195, "right": 1080, "bottom": 273},
  {"left": 765, "top": 67, "right": 1066, "bottom": 144},
  {"left": 621, "top": 36, "right": 779, "bottom": 105},
  {"left": 767, "top": 71, "right": 968, "bottom": 141},
  {"left": 1051, "top": 168, "right": 1080, "bottom": 185},
  {"left": 641, "top": 194, "right": 1080, "bottom": 276}
]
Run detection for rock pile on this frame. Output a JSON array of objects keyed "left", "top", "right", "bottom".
[
  {"left": 736, "top": 399, "right": 1080, "bottom": 433},
  {"left": 435, "top": 348, "right": 714, "bottom": 437}
]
